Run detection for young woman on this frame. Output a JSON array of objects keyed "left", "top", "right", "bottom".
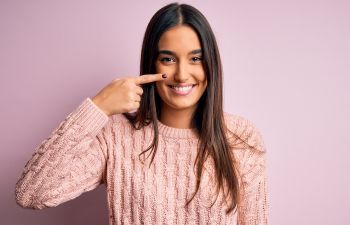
[{"left": 15, "top": 3, "right": 269, "bottom": 225}]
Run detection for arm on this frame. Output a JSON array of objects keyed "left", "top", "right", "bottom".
[
  {"left": 237, "top": 148, "right": 269, "bottom": 225},
  {"left": 15, "top": 98, "right": 110, "bottom": 209},
  {"left": 236, "top": 120, "right": 270, "bottom": 225}
]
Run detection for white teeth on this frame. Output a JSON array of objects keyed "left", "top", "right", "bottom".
[{"left": 171, "top": 85, "right": 193, "bottom": 92}]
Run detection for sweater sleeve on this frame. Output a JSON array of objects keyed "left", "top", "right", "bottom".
[
  {"left": 237, "top": 147, "right": 269, "bottom": 225},
  {"left": 224, "top": 113, "right": 270, "bottom": 225},
  {"left": 15, "top": 97, "right": 110, "bottom": 209}
]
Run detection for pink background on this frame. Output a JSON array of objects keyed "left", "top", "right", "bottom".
[{"left": 1, "top": 0, "right": 349, "bottom": 224}]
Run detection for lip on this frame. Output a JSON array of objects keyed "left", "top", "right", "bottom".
[
  {"left": 168, "top": 84, "right": 197, "bottom": 96},
  {"left": 168, "top": 83, "right": 196, "bottom": 87}
]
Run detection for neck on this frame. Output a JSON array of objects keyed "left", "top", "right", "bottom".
[{"left": 159, "top": 104, "right": 196, "bottom": 129}]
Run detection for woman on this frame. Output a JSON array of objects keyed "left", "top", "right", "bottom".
[{"left": 15, "top": 2, "right": 269, "bottom": 225}]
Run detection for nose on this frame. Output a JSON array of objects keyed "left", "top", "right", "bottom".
[{"left": 174, "top": 61, "right": 189, "bottom": 82}]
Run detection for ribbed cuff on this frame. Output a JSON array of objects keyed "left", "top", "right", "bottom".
[{"left": 68, "top": 97, "right": 109, "bottom": 137}]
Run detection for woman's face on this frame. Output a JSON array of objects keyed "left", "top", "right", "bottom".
[{"left": 155, "top": 25, "right": 207, "bottom": 113}]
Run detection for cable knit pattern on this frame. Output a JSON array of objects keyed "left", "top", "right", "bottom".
[{"left": 15, "top": 97, "right": 269, "bottom": 225}]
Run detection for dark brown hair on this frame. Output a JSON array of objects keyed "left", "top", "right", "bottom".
[{"left": 124, "top": 2, "right": 248, "bottom": 214}]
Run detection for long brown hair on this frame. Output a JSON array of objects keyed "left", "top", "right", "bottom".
[{"left": 124, "top": 2, "right": 250, "bottom": 214}]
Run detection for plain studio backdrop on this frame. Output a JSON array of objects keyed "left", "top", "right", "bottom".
[{"left": 1, "top": 0, "right": 349, "bottom": 224}]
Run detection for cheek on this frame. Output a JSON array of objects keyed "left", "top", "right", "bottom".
[
  {"left": 155, "top": 62, "right": 161, "bottom": 73},
  {"left": 202, "top": 79, "right": 208, "bottom": 88},
  {"left": 197, "top": 72, "right": 207, "bottom": 85},
  {"left": 193, "top": 65, "right": 206, "bottom": 81},
  {"left": 155, "top": 82, "right": 161, "bottom": 93},
  {"left": 155, "top": 81, "right": 166, "bottom": 96},
  {"left": 156, "top": 63, "right": 175, "bottom": 75},
  {"left": 198, "top": 74, "right": 208, "bottom": 94},
  {"left": 155, "top": 61, "right": 166, "bottom": 72}
]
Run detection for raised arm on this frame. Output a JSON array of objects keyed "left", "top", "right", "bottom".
[{"left": 15, "top": 98, "right": 110, "bottom": 209}]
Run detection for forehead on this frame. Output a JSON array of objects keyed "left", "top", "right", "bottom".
[{"left": 158, "top": 25, "right": 202, "bottom": 53}]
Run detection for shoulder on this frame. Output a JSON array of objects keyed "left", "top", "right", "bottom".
[
  {"left": 223, "top": 112, "right": 267, "bottom": 153},
  {"left": 223, "top": 113, "right": 268, "bottom": 186}
]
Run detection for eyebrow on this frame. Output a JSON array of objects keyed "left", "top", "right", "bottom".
[{"left": 158, "top": 49, "right": 202, "bottom": 56}]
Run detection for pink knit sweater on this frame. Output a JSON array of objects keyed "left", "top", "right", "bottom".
[{"left": 15, "top": 97, "right": 269, "bottom": 225}]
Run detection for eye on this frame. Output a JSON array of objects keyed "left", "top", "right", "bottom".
[
  {"left": 160, "top": 57, "right": 175, "bottom": 63},
  {"left": 192, "top": 56, "right": 202, "bottom": 62}
]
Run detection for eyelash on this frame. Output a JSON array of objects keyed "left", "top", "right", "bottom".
[{"left": 160, "top": 57, "right": 202, "bottom": 63}]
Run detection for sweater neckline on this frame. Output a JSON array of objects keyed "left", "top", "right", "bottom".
[{"left": 157, "top": 119, "right": 198, "bottom": 139}]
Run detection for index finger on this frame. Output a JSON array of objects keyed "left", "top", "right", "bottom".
[{"left": 135, "top": 73, "right": 166, "bottom": 85}]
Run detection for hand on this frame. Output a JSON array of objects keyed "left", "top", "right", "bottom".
[{"left": 91, "top": 73, "right": 166, "bottom": 116}]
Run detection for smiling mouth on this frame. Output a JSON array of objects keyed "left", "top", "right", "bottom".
[{"left": 167, "top": 84, "right": 197, "bottom": 96}]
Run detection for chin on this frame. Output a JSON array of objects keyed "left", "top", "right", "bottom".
[{"left": 163, "top": 98, "right": 199, "bottom": 111}]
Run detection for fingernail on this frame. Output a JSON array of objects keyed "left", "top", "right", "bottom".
[{"left": 162, "top": 73, "right": 167, "bottom": 78}]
